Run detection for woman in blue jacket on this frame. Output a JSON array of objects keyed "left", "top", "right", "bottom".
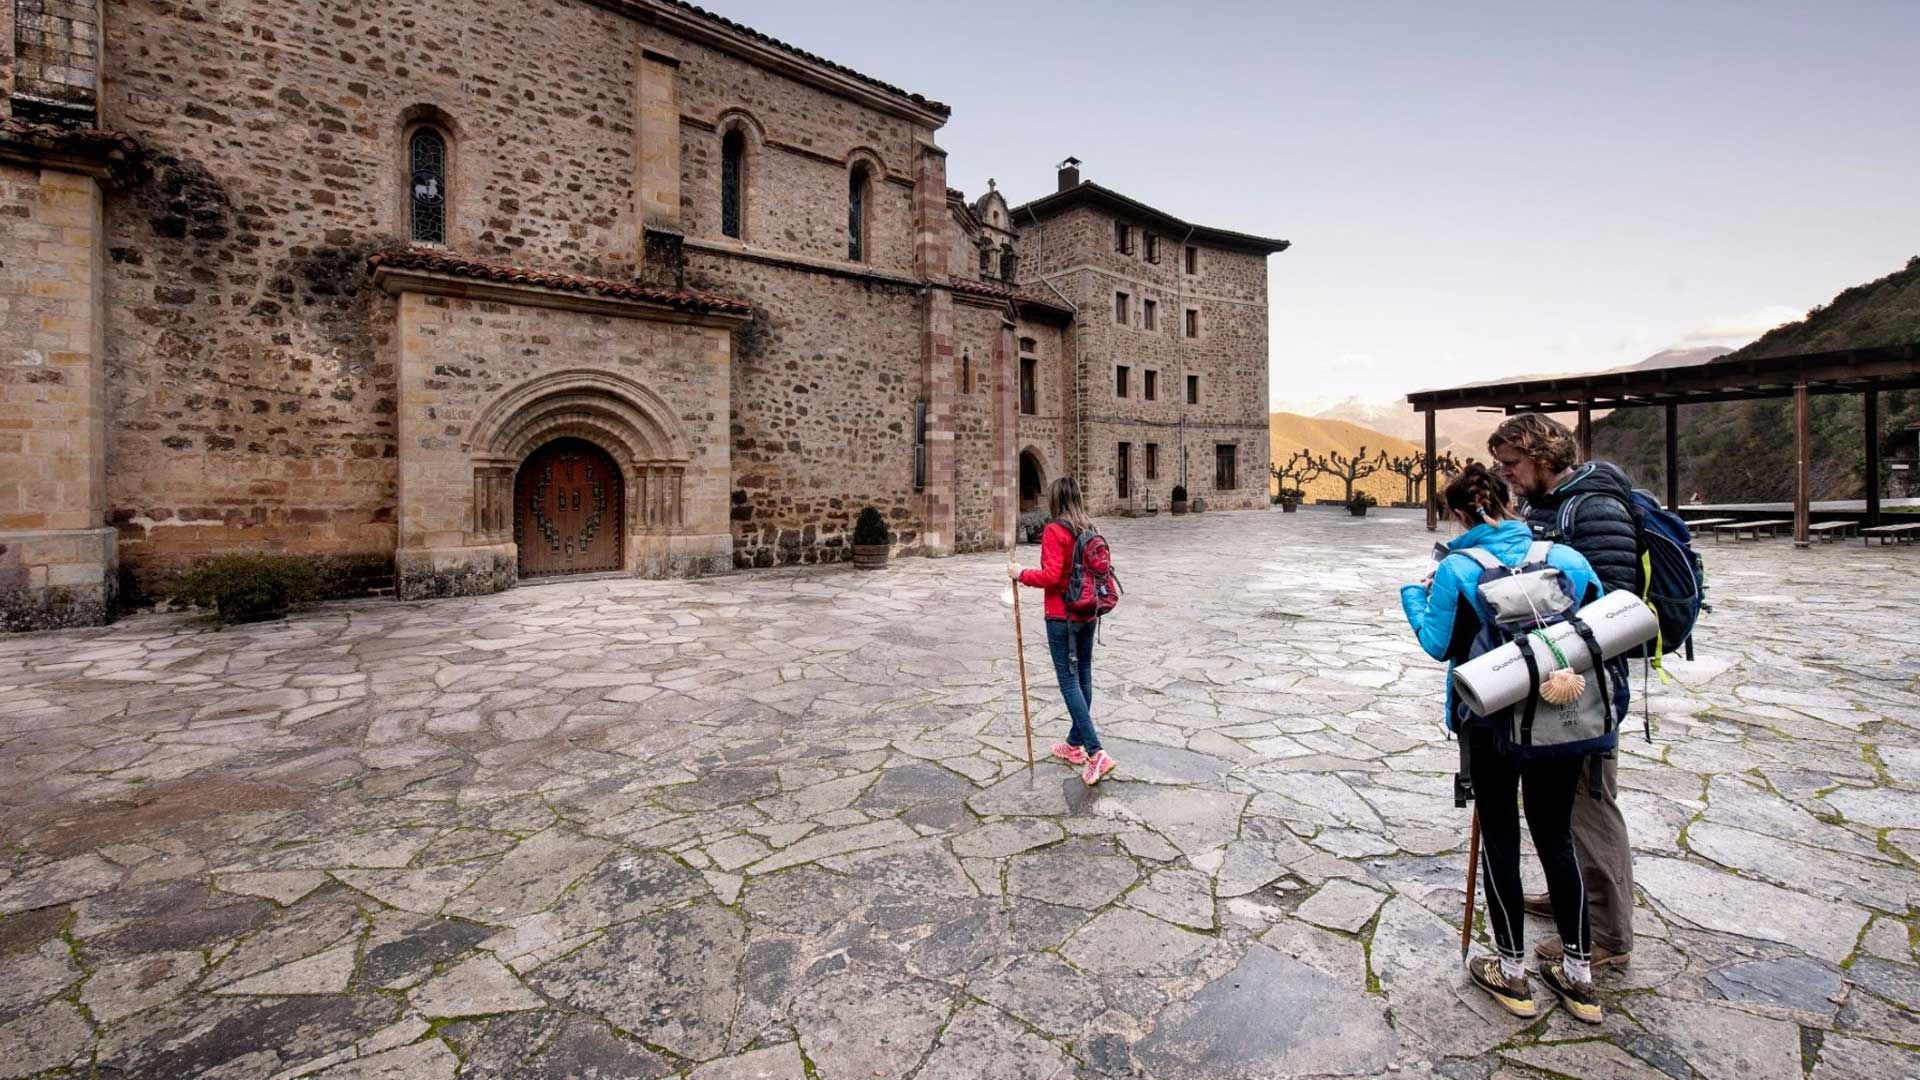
[{"left": 1400, "top": 463, "right": 1607, "bottom": 1026}]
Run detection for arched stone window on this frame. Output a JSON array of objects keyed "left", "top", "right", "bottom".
[
  {"left": 848, "top": 163, "right": 871, "bottom": 262},
  {"left": 979, "top": 245, "right": 992, "bottom": 278},
  {"left": 409, "top": 127, "right": 449, "bottom": 245},
  {"left": 721, "top": 129, "right": 746, "bottom": 240}
]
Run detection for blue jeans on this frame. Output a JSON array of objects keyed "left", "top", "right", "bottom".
[{"left": 1045, "top": 618, "right": 1099, "bottom": 754}]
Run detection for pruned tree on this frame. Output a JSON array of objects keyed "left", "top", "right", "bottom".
[
  {"left": 1385, "top": 453, "right": 1426, "bottom": 505},
  {"left": 1268, "top": 448, "right": 1322, "bottom": 498},
  {"left": 1315, "top": 447, "right": 1387, "bottom": 503}
]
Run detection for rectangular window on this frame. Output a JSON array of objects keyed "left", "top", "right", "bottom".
[
  {"left": 1146, "top": 443, "right": 1159, "bottom": 480},
  {"left": 1118, "top": 442, "right": 1132, "bottom": 499},
  {"left": 1114, "top": 220, "right": 1132, "bottom": 255},
  {"left": 1142, "top": 298, "right": 1157, "bottom": 330},
  {"left": 1187, "top": 374, "right": 1200, "bottom": 404},
  {"left": 1020, "top": 356, "right": 1037, "bottom": 415},
  {"left": 1145, "top": 233, "right": 1160, "bottom": 263},
  {"left": 1184, "top": 307, "right": 1200, "bottom": 338},
  {"left": 1115, "top": 365, "right": 1130, "bottom": 398},
  {"left": 1215, "top": 443, "right": 1238, "bottom": 490},
  {"left": 1144, "top": 370, "right": 1157, "bottom": 401},
  {"left": 1184, "top": 245, "right": 1198, "bottom": 274},
  {"left": 1114, "top": 291, "right": 1129, "bottom": 325}
]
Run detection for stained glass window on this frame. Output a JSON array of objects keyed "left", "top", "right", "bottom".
[
  {"left": 721, "top": 130, "right": 744, "bottom": 239},
  {"left": 409, "top": 129, "right": 447, "bottom": 245}
]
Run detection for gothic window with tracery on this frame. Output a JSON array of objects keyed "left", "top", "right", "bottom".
[{"left": 409, "top": 128, "right": 447, "bottom": 245}]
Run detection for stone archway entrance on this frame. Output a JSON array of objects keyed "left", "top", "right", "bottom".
[
  {"left": 1020, "top": 450, "right": 1046, "bottom": 512},
  {"left": 514, "top": 438, "right": 625, "bottom": 577}
]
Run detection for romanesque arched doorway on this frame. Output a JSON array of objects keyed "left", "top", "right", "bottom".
[
  {"left": 514, "top": 438, "right": 625, "bottom": 577},
  {"left": 1020, "top": 450, "right": 1046, "bottom": 512}
]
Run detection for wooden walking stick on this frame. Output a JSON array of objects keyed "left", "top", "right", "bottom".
[
  {"left": 1460, "top": 809, "right": 1481, "bottom": 960},
  {"left": 1011, "top": 582, "right": 1035, "bottom": 768}
]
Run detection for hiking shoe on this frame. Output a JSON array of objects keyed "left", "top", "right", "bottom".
[
  {"left": 1466, "top": 955, "right": 1538, "bottom": 1019},
  {"left": 1540, "top": 961, "right": 1605, "bottom": 1024},
  {"left": 1522, "top": 891, "right": 1554, "bottom": 918},
  {"left": 1081, "top": 750, "right": 1116, "bottom": 786},
  {"left": 1534, "top": 936, "right": 1629, "bottom": 969},
  {"left": 1051, "top": 742, "right": 1089, "bottom": 766}
]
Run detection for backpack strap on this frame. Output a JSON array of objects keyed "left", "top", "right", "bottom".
[
  {"left": 1526, "top": 540, "right": 1554, "bottom": 565},
  {"left": 1458, "top": 548, "right": 1503, "bottom": 571},
  {"left": 1514, "top": 633, "right": 1541, "bottom": 746}
]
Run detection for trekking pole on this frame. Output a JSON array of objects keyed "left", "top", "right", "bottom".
[
  {"left": 1011, "top": 583, "right": 1035, "bottom": 768},
  {"left": 1460, "top": 809, "right": 1481, "bottom": 960}
]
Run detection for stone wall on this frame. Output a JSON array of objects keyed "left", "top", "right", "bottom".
[
  {"left": 0, "top": 159, "right": 115, "bottom": 628},
  {"left": 11, "top": 0, "right": 97, "bottom": 122}
]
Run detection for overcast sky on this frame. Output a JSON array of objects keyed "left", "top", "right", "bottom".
[{"left": 711, "top": 0, "right": 1920, "bottom": 411}]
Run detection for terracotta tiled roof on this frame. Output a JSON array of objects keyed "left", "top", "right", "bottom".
[
  {"left": 948, "top": 277, "right": 1072, "bottom": 313},
  {"left": 367, "top": 248, "right": 753, "bottom": 315},
  {"left": 659, "top": 1, "right": 949, "bottom": 117}
]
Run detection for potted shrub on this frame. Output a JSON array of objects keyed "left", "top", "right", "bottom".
[
  {"left": 1275, "top": 487, "right": 1305, "bottom": 513},
  {"left": 851, "top": 507, "right": 890, "bottom": 569},
  {"left": 1348, "top": 491, "right": 1378, "bottom": 518},
  {"left": 1170, "top": 485, "right": 1189, "bottom": 516},
  {"left": 171, "top": 553, "right": 320, "bottom": 624}
]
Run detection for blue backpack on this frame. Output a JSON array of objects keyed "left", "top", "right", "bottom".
[{"left": 1558, "top": 489, "right": 1706, "bottom": 666}]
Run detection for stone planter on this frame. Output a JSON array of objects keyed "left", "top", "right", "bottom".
[
  {"left": 1281, "top": 501, "right": 1299, "bottom": 514},
  {"left": 1191, "top": 498, "right": 1207, "bottom": 514},
  {"left": 852, "top": 544, "right": 889, "bottom": 570},
  {"left": 1171, "top": 500, "right": 1189, "bottom": 516},
  {"left": 1349, "top": 505, "right": 1369, "bottom": 518}
]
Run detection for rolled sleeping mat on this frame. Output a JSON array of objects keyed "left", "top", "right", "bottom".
[{"left": 1451, "top": 590, "right": 1659, "bottom": 717}]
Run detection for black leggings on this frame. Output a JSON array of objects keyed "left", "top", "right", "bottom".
[{"left": 1469, "top": 724, "right": 1591, "bottom": 966}]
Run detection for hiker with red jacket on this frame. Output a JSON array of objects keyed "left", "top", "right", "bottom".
[{"left": 1007, "top": 477, "right": 1117, "bottom": 785}]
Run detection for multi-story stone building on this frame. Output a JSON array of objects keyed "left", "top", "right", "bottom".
[{"left": 0, "top": 0, "right": 1287, "bottom": 631}]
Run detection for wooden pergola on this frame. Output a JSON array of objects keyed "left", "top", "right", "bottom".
[{"left": 1406, "top": 344, "right": 1920, "bottom": 544}]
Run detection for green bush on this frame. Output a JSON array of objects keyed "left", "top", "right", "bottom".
[
  {"left": 1171, "top": 485, "right": 1188, "bottom": 502},
  {"left": 1348, "top": 491, "right": 1379, "bottom": 511},
  {"left": 1274, "top": 487, "right": 1305, "bottom": 504},
  {"left": 170, "top": 553, "right": 319, "bottom": 623},
  {"left": 852, "top": 507, "right": 889, "bottom": 546}
]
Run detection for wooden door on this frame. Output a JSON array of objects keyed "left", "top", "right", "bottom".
[{"left": 515, "top": 439, "right": 623, "bottom": 577}]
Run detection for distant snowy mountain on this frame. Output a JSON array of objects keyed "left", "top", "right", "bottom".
[{"left": 1279, "top": 345, "right": 1736, "bottom": 455}]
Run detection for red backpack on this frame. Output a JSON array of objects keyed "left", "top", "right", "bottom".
[{"left": 1058, "top": 520, "right": 1122, "bottom": 618}]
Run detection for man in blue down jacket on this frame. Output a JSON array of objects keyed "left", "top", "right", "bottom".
[{"left": 1487, "top": 413, "right": 1637, "bottom": 970}]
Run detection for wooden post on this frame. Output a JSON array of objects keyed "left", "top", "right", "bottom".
[
  {"left": 1664, "top": 403, "right": 1680, "bottom": 510},
  {"left": 1793, "top": 382, "right": 1811, "bottom": 547},
  {"left": 1865, "top": 389, "right": 1882, "bottom": 527},
  {"left": 1424, "top": 408, "right": 1438, "bottom": 532},
  {"left": 1577, "top": 400, "right": 1593, "bottom": 462}
]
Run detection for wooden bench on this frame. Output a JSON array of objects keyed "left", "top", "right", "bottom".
[
  {"left": 1683, "top": 517, "right": 1738, "bottom": 532},
  {"left": 1807, "top": 521, "right": 1859, "bottom": 542},
  {"left": 1714, "top": 519, "right": 1793, "bottom": 542},
  {"left": 1862, "top": 523, "right": 1920, "bottom": 546}
]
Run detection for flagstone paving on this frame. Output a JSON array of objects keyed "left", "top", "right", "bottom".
[{"left": 1, "top": 507, "right": 1917, "bottom": 1079}]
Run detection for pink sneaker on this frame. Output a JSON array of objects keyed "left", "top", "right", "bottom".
[
  {"left": 1051, "top": 742, "right": 1089, "bottom": 766},
  {"left": 1081, "top": 750, "right": 1116, "bottom": 786}
]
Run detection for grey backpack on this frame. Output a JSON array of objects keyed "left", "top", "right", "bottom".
[{"left": 1456, "top": 543, "right": 1619, "bottom": 762}]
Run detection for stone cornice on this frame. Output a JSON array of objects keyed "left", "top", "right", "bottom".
[
  {"left": 681, "top": 236, "right": 925, "bottom": 290},
  {"left": 372, "top": 261, "right": 752, "bottom": 327}
]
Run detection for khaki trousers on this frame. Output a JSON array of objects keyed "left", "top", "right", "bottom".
[{"left": 1571, "top": 754, "right": 1635, "bottom": 953}]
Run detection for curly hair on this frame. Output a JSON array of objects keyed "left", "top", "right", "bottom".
[
  {"left": 1443, "top": 462, "right": 1513, "bottom": 522},
  {"left": 1487, "top": 413, "right": 1579, "bottom": 473}
]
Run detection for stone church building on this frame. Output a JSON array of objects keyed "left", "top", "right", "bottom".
[{"left": 0, "top": 0, "right": 1287, "bottom": 630}]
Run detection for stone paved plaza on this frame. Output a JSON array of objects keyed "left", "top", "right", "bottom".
[{"left": 2, "top": 508, "right": 1918, "bottom": 1079}]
